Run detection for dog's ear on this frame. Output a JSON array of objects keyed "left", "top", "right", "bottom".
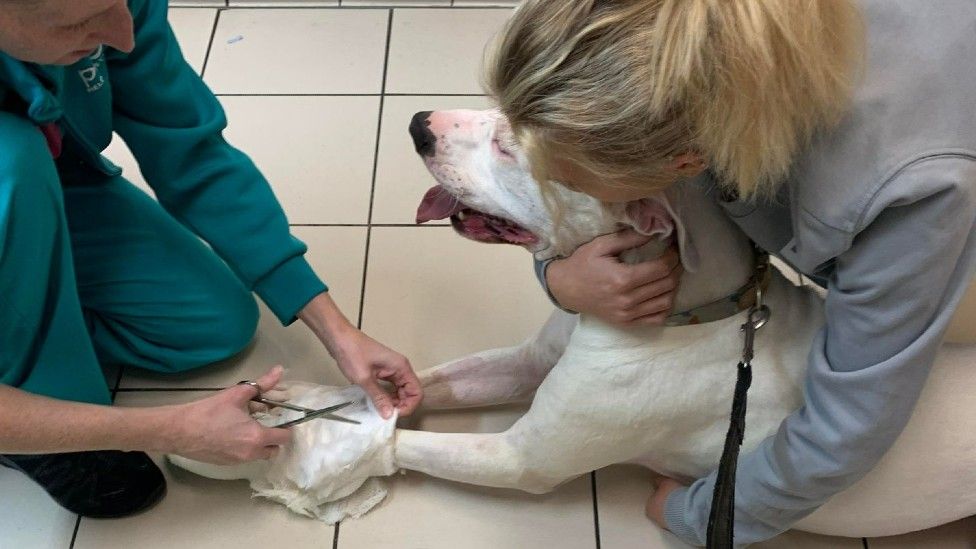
[{"left": 625, "top": 192, "right": 700, "bottom": 273}]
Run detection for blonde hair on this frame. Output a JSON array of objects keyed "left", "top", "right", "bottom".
[{"left": 485, "top": 0, "right": 864, "bottom": 198}]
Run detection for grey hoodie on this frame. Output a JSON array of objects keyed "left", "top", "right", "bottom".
[{"left": 660, "top": 0, "right": 976, "bottom": 545}]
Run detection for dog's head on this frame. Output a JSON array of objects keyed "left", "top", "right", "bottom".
[{"left": 410, "top": 108, "right": 699, "bottom": 269}]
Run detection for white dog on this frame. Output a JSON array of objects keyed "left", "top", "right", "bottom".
[{"left": 173, "top": 109, "right": 976, "bottom": 538}]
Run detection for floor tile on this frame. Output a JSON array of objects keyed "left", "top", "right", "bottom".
[
  {"left": 103, "top": 135, "right": 150, "bottom": 194},
  {"left": 120, "top": 226, "right": 366, "bottom": 389},
  {"left": 344, "top": 0, "right": 449, "bottom": 6},
  {"left": 385, "top": 8, "right": 513, "bottom": 94},
  {"left": 103, "top": 95, "right": 379, "bottom": 224},
  {"left": 594, "top": 465, "right": 865, "bottom": 549},
  {"left": 219, "top": 95, "right": 379, "bottom": 224},
  {"left": 73, "top": 391, "right": 337, "bottom": 548},
  {"left": 167, "top": 8, "right": 217, "bottom": 74},
  {"left": 205, "top": 9, "right": 389, "bottom": 94},
  {"left": 339, "top": 402, "right": 595, "bottom": 549},
  {"left": 360, "top": 226, "right": 554, "bottom": 371},
  {"left": 869, "top": 515, "right": 976, "bottom": 548},
  {"left": 371, "top": 95, "right": 491, "bottom": 224},
  {"left": 453, "top": 0, "right": 520, "bottom": 5},
  {"left": 338, "top": 470, "right": 595, "bottom": 549},
  {"left": 0, "top": 469, "right": 77, "bottom": 549},
  {"left": 229, "top": 0, "right": 338, "bottom": 5},
  {"left": 169, "top": 0, "right": 223, "bottom": 6}
]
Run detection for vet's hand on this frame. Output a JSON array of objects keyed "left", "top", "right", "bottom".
[
  {"left": 298, "top": 292, "right": 422, "bottom": 419},
  {"left": 546, "top": 229, "right": 683, "bottom": 325},
  {"left": 646, "top": 475, "right": 687, "bottom": 531},
  {"left": 166, "top": 366, "right": 292, "bottom": 465},
  {"left": 329, "top": 326, "right": 422, "bottom": 420}
]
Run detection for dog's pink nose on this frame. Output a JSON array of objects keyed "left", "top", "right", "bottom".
[{"left": 409, "top": 111, "right": 436, "bottom": 157}]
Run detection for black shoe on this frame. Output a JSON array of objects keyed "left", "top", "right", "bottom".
[{"left": 0, "top": 450, "right": 166, "bottom": 518}]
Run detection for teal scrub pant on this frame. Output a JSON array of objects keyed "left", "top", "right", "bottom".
[{"left": 0, "top": 169, "right": 259, "bottom": 405}]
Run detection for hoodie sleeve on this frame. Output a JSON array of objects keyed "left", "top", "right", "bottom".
[
  {"left": 663, "top": 156, "right": 976, "bottom": 546},
  {"left": 105, "top": 0, "right": 327, "bottom": 324}
]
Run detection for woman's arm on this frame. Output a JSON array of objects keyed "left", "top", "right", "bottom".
[{"left": 663, "top": 157, "right": 976, "bottom": 545}]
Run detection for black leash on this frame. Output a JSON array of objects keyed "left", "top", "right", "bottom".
[{"left": 705, "top": 251, "right": 770, "bottom": 549}]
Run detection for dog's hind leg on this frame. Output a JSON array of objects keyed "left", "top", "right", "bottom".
[{"left": 419, "top": 310, "right": 577, "bottom": 409}]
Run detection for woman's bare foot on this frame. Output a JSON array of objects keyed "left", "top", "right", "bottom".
[{"left": 645, "top": 475, "right": 687, "bottom": 531}]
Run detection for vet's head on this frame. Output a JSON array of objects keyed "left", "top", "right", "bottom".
[
  {"left": 410, "top": 108, "right": 698, "bottom": 268},
  {"left": 0, "top": 0, "right": 133, "bottom": 65}
]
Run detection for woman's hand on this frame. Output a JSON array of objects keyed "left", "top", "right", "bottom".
[
  {"left": 163, "top": 366, "right": 292, "bottom": 465},
  {"left": 299, "top": 292, "right": 422, "bottom": 419},
  {"left": 645, "top": 475, "right": 688, "bottom": 531},
  {"left": 546, "top": 229, "right": 683, "bottom": 325}
]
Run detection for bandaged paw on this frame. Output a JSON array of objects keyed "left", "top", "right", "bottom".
[{"left": 169, "top": 384, "right": 397, "bottom": 524}]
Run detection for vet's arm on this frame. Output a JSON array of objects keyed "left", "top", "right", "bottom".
[
  {"left": 536, "top": 229, "right": 682, "bottom": 325},
  {"left": 0, "top": 367, "right": 290, "bottom": 463},
  {"left": 106, "top": 0, "right": 325, "bottom": 325},
  {"left": 663, "top": 157, "right": 976, "bottom": 546}
]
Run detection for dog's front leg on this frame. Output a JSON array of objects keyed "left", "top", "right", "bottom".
[
  {"left": 394, "top": 429, "right": 565, "bottom": 494},
  {"left": 419, "top": 310, "right": 577, "bottom": 410}
]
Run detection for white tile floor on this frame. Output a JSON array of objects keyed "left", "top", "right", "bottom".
[{"left": 2, "top": 4, "right": 974, "bottom": 548}]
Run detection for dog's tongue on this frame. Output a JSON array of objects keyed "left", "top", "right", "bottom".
[{"left": 416, "top": 186, "right": 464, "bottom": 224}]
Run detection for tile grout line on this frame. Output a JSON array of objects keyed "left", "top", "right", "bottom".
[
  {"left": 862, "top": 537, "right": 870, "bottom": 548},
  {"left": 198, "top": 7, "right": 222, "bottom": 79},
  {"left": 215, "top": 93, "right": 485, "bottom": 97},
  {"left": 290, "top": 223, "right": 449, "bottom": 228},
  {"left": 173, "top": 5, "right": 513, "bottom": 10},
  {"left": 590, "top": 471, "right": 602, "bottom": 549},
  {"left": 333, "top": 521, "right": 341, "bottom": 549},
  {"left": 115, "top": 387, "right": 221, "bottom": 392},
  {"left": 354, "top": 7, "right": 394, "bottom": 331},
  {"left": 67, "top": 514, "right": 81, "bottom": 549}
]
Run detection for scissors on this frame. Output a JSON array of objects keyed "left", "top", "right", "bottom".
[{"left": 237, "top": 380, "right": 361, "bottom": 427}]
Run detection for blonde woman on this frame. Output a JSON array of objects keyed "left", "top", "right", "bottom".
[{"left": 487, "top": 0, "right": 976, "bottom": 546}]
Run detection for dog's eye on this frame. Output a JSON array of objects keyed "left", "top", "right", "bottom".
[{"left": 492, "top": 138, "right": 515, "bottom": 160}]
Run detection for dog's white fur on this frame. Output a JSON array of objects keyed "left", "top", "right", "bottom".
[{"left": 177, "top": 109, "right": 976, "bottom": 538}]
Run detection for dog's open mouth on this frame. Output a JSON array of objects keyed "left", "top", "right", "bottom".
[{"left": 415, "top": 186, "right": 538, "bottom": 245}]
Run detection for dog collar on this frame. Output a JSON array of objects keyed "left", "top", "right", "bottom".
[{"left": 664, "top": 254, "right": 772, "bottom": 327}]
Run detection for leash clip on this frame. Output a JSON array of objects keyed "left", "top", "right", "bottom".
[{"left": 741, "top": 304, "right": 770, "bottom": 365}]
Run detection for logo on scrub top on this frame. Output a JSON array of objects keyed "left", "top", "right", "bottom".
[{"left": 77, "top": 45, "right": 105, "bottom": 93}]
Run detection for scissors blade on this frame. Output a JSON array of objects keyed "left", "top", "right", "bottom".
[
  {"left": 251, "top": 396, "right": 317, "bottom": 414},
  {"left": 272, "top": 402, "right": 360, "bottom": 428}
]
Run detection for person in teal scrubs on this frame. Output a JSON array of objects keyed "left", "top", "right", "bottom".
[{"left": 0, "top": 0, "right": 422, "bottom": 518}]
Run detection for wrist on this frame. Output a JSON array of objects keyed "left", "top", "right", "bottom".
[
  {"left": 542, "top": 259, "right": 578, "bottom": 314},
  {"left": 298, "top": 292, "right": 357, "bottom": 354},
  {"left": 115, "top": 404, "right": 184, "bottom": 454}
]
